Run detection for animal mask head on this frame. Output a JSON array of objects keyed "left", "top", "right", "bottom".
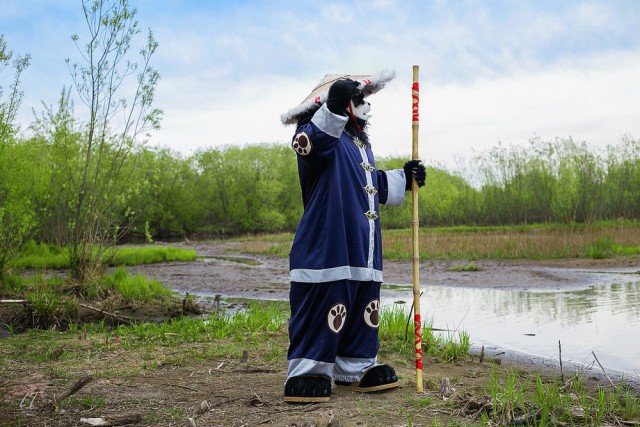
[{"left": 348, "top": 85, "right": 372, "bottom": 121}]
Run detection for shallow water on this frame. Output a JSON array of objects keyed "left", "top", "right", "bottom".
[{"left": 382, "top": 280, "right": 640, "bottom": 378}]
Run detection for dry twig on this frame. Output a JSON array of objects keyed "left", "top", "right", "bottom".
[
  {"left": 78, "top": 303, "right": 134, "bottom": 325},
  {"left": 592, "top": 351, "right": 616, "bottom": 388},
  {"left": 49, "top": 375, "right": 93, "bottom": 411},
  {"left": 559, "top": 340, "right": 564, "bottom": 383}
]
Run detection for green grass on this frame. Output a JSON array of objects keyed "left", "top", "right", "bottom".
[
  {"left": 10, "top": 241, "right": 197, "bottom": 270},
  {"left": 10, "top": 241, "right": 68, "bottom": 269},
  {"left": 2, "top": 267, "right": 175, "bottom": 303},
  {"left": 489, "top": 369, "right": 527, "bottom": 421},
  {"left": 0, "top": 273, "right": 65, "bottom": 297},
  {"left": 446, "top": 263, "right": 481, "bottom": 272},
  {"left": 585, "top": 236, "right": 640, "bottom": 259},
  {"left": 481, "top": 369, "right": 640, "bottom": 426},
  {"left": 63, "top": 302, "right": 469, "bottom": 365},
  {"left": 99, "top": 267, "right": 174, "bottom": 302},
  {"left": 415, "top": 220, "right": 640, "bottom": 234},
  {"left": 65, "top": 396, "right": 107, "bottom": 410},
  {"left": 103, "top": 300, "right": 289, "bottom": 349},
  {"left": 379, "top": 305, "right": 470, "bottom": 363},
  {"left": 106, "top": 246, "right": 197, "bottom": 266},
  {"left": 1, "top": 267, "right": 178, "bottom": 331}
]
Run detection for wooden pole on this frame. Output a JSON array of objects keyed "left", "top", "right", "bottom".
[{"left": 411, "top": 65, "right": 423, "bottom": 393}]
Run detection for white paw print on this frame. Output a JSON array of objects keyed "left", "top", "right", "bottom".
[
  {"left": 327, "top": 303, "right": 347, "bottom": 333},
  {"left": 364, "top": 299, "right": 379, "bottom": 328}
]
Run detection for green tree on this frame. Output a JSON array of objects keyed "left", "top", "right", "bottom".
[
  {"left": 28, "top": 88, "right": 84, "bottom": 245},
  {"left": 130, "top": 147, "right": 200, "bottom": 238},
  {"left": 604, "top": 136, "right": 640, "bottom": 219},
  {"left": 65, "top": 0, "right": 162, "bottom": 281},
  {"left": 194, "top": 144, "right": 301, "bottom": 234},
  {"left": 0, "top": 35, "right": 31, "bottom": 279}
]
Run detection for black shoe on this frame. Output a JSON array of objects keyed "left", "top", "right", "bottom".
[
  {"left": 284, "top": 375, "right": 331, "bottom": 403},
  {"left": 335, "top": 364, "right": 399, "bottom": 392}
]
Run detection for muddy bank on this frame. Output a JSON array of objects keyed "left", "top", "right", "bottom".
[{"left": 127, "top": 241, "right": 640, "bottom": 301}]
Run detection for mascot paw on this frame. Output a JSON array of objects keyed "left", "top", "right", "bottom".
[{"left": 404, "top": 160, "right": 426, "bottom": 190}]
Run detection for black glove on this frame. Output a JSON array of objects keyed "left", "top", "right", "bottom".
[
  {"left": 326, "top": 79, "right": 361, "bottom": 115},
  {"left": 404, "top": 160, "right": 426, "bottom": 190}
]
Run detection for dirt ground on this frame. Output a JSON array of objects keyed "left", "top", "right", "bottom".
[
  {"left": 2, "top": 241, "right": 639, "bottom": 426},
  {"left": 0, "top": 335, "right": 558, "bottom": 427},
  {"left": 3, "top": 336, "right": 584, "bottom": 427}
]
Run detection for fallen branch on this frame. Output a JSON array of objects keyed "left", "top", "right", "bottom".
[
  {"left": 0, "top": 299, "right": 26, "bottom": 304},
  {"left": 558, "top": 377, "right": 574, "bottom": 392},
  {"left": 592, "top": 351, "right": 616, "bottom": 388},
  {"left": 79, "top": 413, "right": 143, "bottom": 426},
  {"left": 50, "top": 375, "right": 93, "bottom": 411},
  {"left": 78, "top": 303, "right": 134, "bottom": 325}
]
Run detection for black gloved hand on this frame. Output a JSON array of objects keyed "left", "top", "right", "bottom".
[
  {"left": 326, "top": 79, "right": 361, "bottom": 116},
  {"left": 404, "top": 160, "right": 426, "bottom": 190}
]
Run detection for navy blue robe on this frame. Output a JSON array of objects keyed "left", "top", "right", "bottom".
[
  {"left": 289, "top": 104, "right": 405, "bottom": 284},
  {"left": 287, "top": 104, "right": 406, "bottom": 382}
]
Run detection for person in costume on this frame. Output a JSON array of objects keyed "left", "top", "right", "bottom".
[{"left": 280, "top": 71, "right": 426, "bottom": 403}]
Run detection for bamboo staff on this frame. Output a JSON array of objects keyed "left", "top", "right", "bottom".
[{"left": 411, "top": 65, "right": 423, "bottom": 393}]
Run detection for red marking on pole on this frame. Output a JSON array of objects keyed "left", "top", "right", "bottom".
[
  {"left": 412, "top": 82, "right": 419, "bottom": 123},
  {"left": 415, "top": 313, "right": 423, "bottom": 369}
]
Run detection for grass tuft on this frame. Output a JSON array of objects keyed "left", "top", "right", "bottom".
[
  {"left": 446, "top": 263, "right": 481, "bottom": 272},
  {"left": 379, "top": 305, "right": 470, "bottom": 363},
  {"left": 100, "top": 267, "right": 174, "bottom": 302},
  {"left": 11, "top": 242, "right": 197, "bottom": 270}
]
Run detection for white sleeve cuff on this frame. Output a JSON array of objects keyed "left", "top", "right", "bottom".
[
  {"left": 311, "top": 103, "right": 348, "bottom": 138},
  {"left": 385, "top": 169, "right": 406, "bottom": 206}
]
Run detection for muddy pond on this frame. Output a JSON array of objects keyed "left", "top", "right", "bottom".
[{"left": 129, "top": 241, "right": 640, "bottom": 384}]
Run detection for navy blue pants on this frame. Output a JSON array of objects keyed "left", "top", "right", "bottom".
[{"left": 287, "top": 280, "right": 381, "bottom": 382}]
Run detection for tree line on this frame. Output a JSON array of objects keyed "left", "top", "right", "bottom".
[{"left": 5, "top": 109, "right": 640, "bottom": 245}]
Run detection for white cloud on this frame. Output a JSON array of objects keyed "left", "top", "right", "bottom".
[
  {"left": 150, "top": 50, "right": 640, "bottom": 170},
  {"left": 367, "top": 51, "right": 640, "bottom": 167}
]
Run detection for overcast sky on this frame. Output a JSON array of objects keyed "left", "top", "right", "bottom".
[{"left": 2, "top": 0, "right": 639, "bottom": 167}]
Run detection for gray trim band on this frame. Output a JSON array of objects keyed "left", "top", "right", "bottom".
[
  {"left": 311, "top": 103, "right": 348, "bottom": 138},
  {"left": 290, "top": 266, "right": 383, "bottom": 283}
]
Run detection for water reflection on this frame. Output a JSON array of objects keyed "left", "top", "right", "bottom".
[{"left": 382, "top": 281, "right": 640, "bottom": 375}]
